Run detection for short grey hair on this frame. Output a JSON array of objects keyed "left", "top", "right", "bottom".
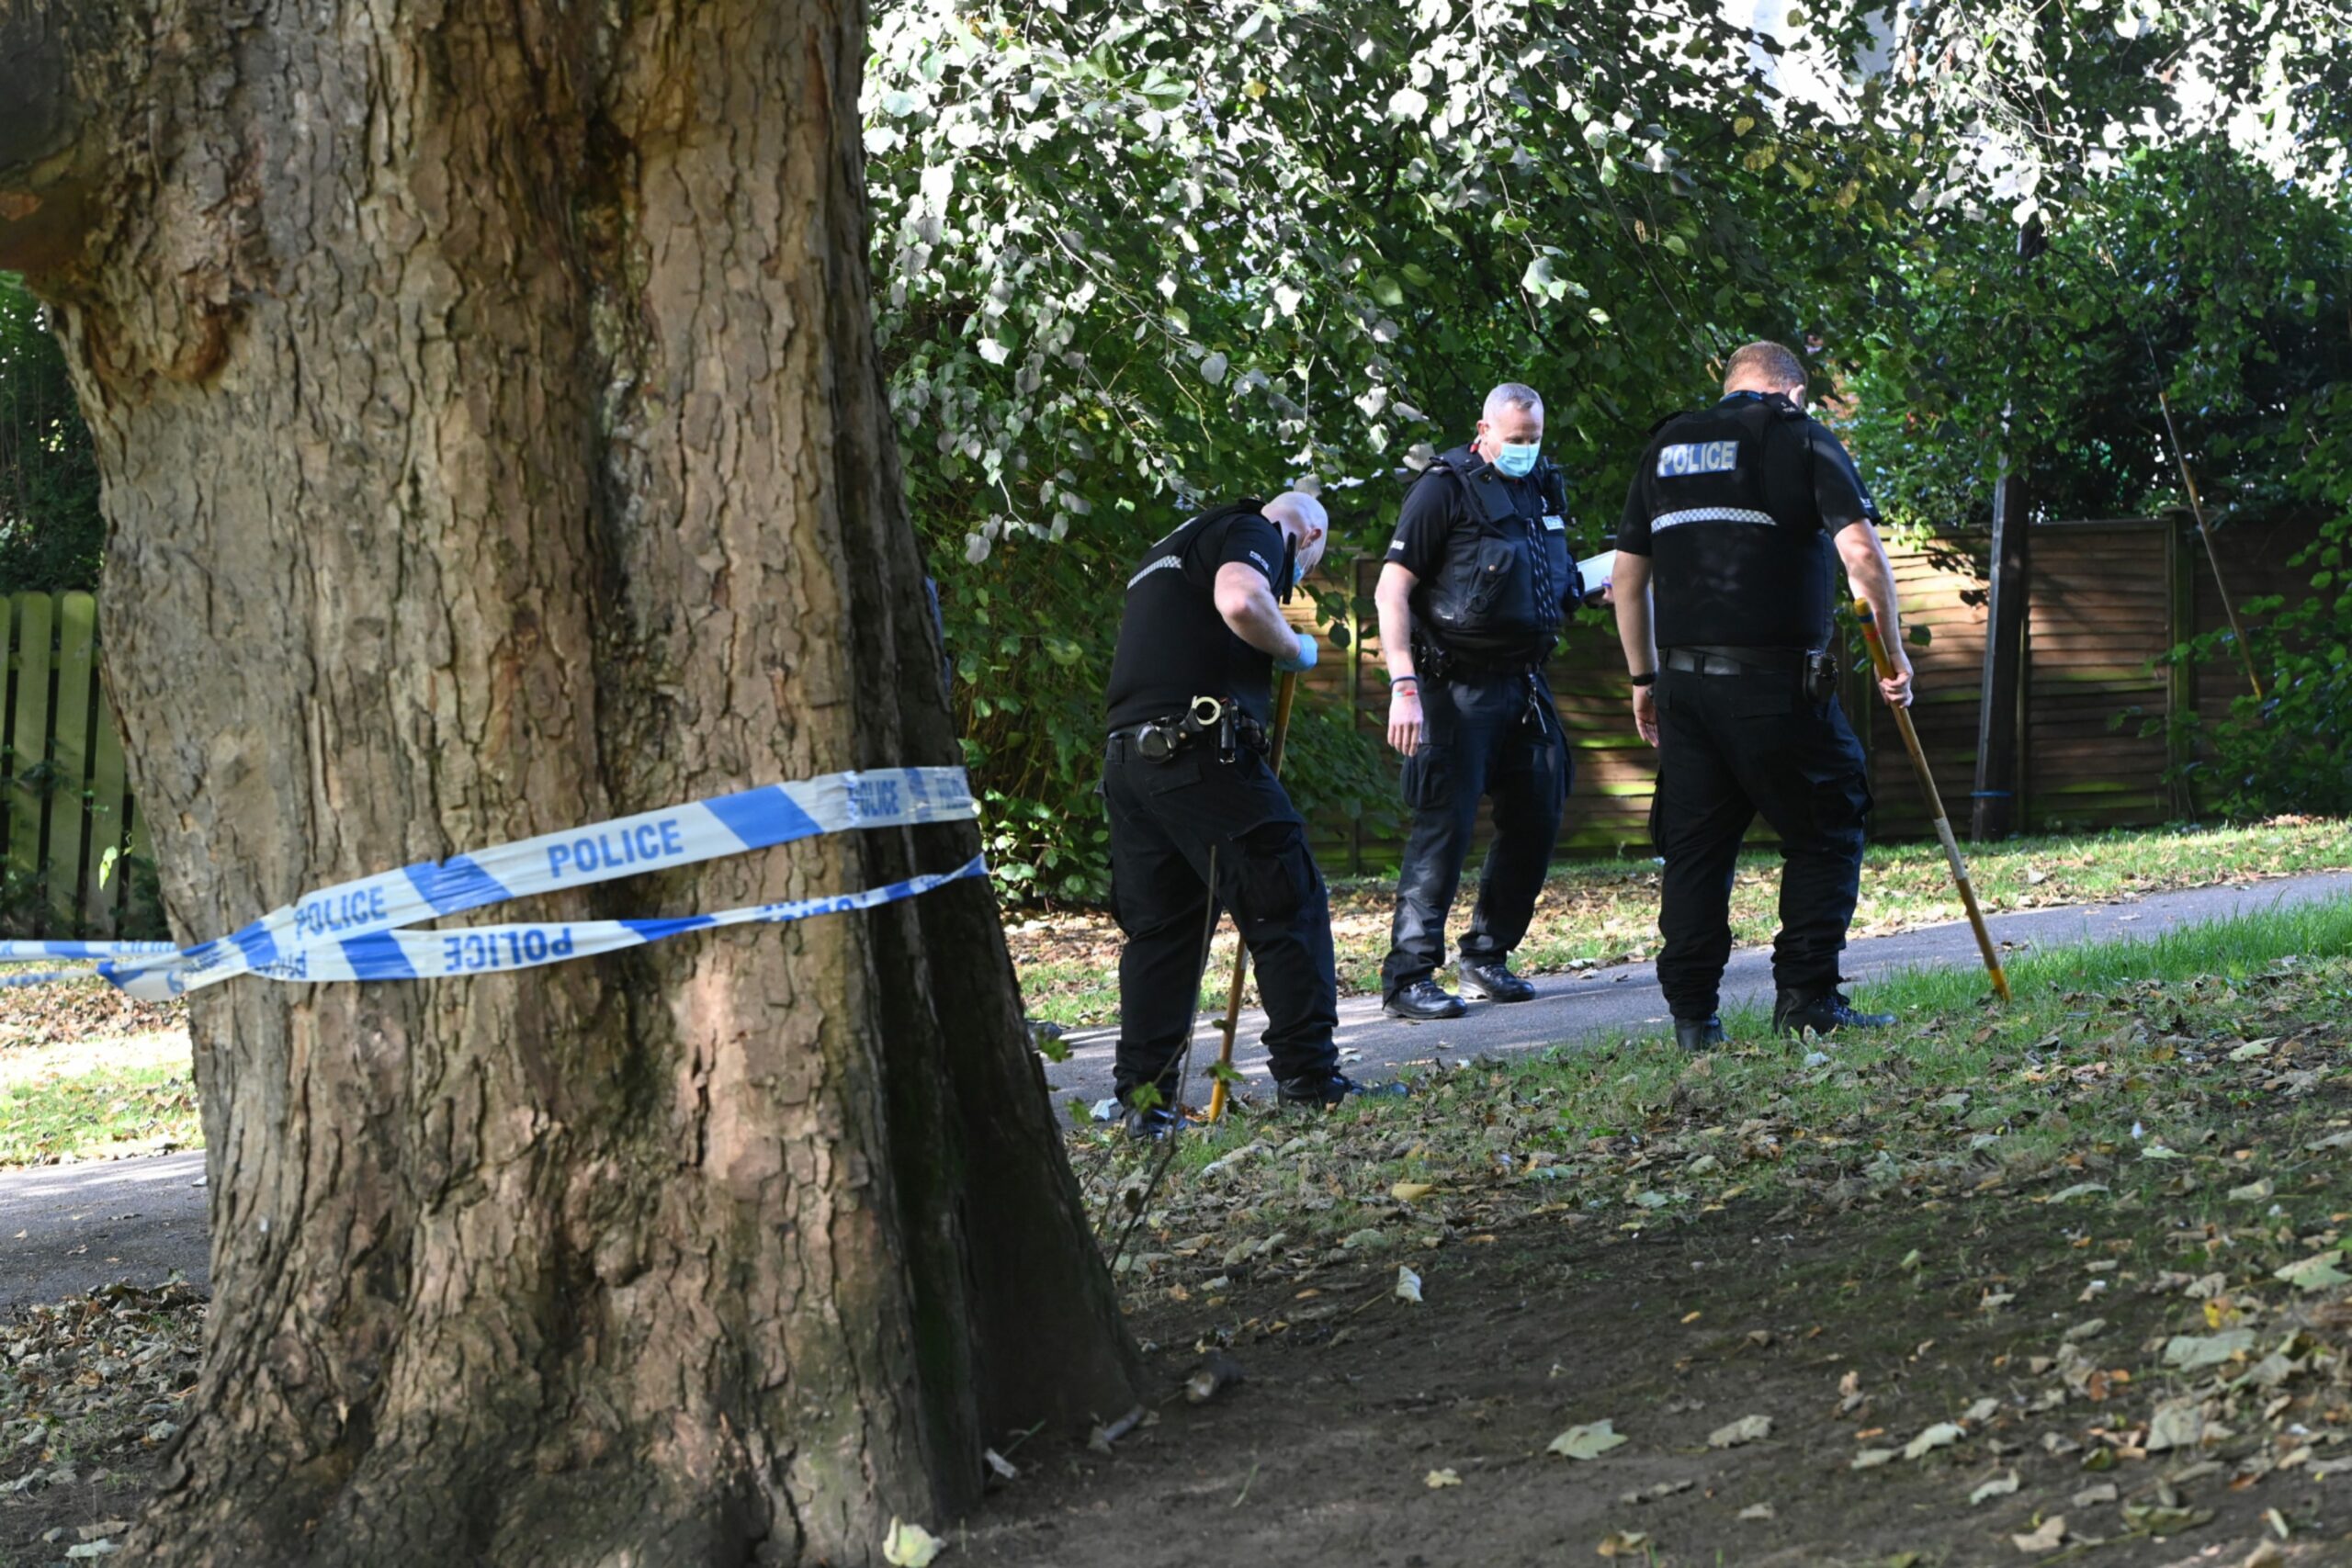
[
  {"left": 1723, "top": 341, "right": 1807, "bottom": 395},
  {"left": 1483, "top": 383, "right": 1544, "bottom": 421},
  {"left": 1261, "top": 491, "right": 1329, "bottom": 534}
]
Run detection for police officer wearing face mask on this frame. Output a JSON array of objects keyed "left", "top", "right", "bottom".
[
  {"left": 1611, "top": 341, "right": 1915, "bottom": 1051},
  {"left": 1102, "top": 491, "right": 1387, "bottom": 1137},
  {"left": 1375, "top": 384, "right": 1585, "bottom": 1021}
]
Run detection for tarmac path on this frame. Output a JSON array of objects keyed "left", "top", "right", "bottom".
[{"left": 3, "top": 870, "right": 2345, "bottom": 1310}]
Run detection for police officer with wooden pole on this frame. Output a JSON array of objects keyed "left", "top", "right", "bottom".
[
  {"left": 1376, "top": 384, "right": 1586, "bottom": 1021},
  {"left": 1611, "top": 343, "right": 1913, "bottom": 1050},
  {"left": 1102, "top": 491, "right": 1382, "bottom": 1138}
]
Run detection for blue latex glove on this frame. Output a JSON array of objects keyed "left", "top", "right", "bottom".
[{"left": 1273, "top": 630, "right": 1318, "bottom": 673}]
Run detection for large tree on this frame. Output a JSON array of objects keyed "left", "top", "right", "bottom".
[{"left": 0, "top": 1, "right": 1136, "bottom": 1562}]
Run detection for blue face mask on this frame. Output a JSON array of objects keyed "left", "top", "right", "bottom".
[{"left": 1493, "top": 442, "right": 1541, "bottom": 479}]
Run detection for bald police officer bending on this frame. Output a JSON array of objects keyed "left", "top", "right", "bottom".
[
  {"left": 1102, "top": 491, "right": 1382, "bottom": 1137},
  {"left": 1611, "top": 342, "right": 1915, "bottom": 1050},
  {"left": 1376, "top": 384, "right": 1586, "bottom": 1021}
]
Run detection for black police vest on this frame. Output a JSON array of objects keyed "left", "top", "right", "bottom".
[
  {"left": 1640, "top": 397, "right": 1833, "bottom": 651},
  {"left": 1414, "top": 447, "right": 1574, "bottom": 666}
]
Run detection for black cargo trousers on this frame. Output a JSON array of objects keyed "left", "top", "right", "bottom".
[
  {"left": 1380, "top": 669, "right": 1569, "bottom": 997},
  {"left": 1102, "top": 733, "right": 1340, "bottom": 1107},
  {"left": 1651, "top": 659, "right": 1871, "bottom": 1021}
]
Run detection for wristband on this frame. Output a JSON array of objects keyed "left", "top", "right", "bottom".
[
  {"left": 1390, "top": 676, "right": 1419, "bottom": 692},
  {"left": 1628, "top": 671, "right": 1657, "bottom": 687}
]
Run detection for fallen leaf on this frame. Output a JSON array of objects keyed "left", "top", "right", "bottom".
[
  {"left": 2072, "top": 1482, "right": 2118, "bottom": 1506},
  {"left": 1596, "top": 1531, "right": 1651, "bottom": 1559},
  {"left": 1736, "top": 1502, "right": 1775, "bottom": 1520},
  {"left": 1424, "top": 1467, "right": 1463, "bottom": 1488},
  {"left": 1971, "top": 1470, "right": 2020, "bottom": 1505},
  {"left": 1708, "top": 1414, "right": 1773, "bottom": 1449},
  {"left": 1905, "top": 1422, "right": 1966, "bottom": 1460},
  {"left": 2012, "top": 1514, "right": 2067, "bottom": 1553},
  {"left": 2162, "top": 1329, "right": 2256, "bottom": 1370},
  {"left": 1548, "top": 1420, "right": 1629, "bottom": 1461},
  {"left": 1850, "top": 1448, "right": 1899, "bottom": 1470},
  {"left": 2121, "top": 1501, "right": 2213, "bottom": 1534},
  {"left": 2273, "top": 1249, "right": 2350, "bottom": 1292},
  {"left": 1390, "top": 1180, "right": 1436, "bottom": 1202},
  {"left": 882, "top": 1518, "right": 943, "bottom": 1568},
  {"left": 2048, "top": 1182, "right": 2110, "bottom": 1203},
  {"left": 1395, "top": 1265, "right": 1424, "bottom": 1304}
]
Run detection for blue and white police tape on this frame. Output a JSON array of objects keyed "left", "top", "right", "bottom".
[
  {"left": 0, "top": 767, "right": 979, "bottom": 1000},
  {"left": 234, "top": 854, "right": 989, "bottom": 985}
]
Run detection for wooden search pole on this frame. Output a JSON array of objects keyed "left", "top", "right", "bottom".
[
  {"left": 1853, "top": 600, "right": 2012, "bottom": 1004},
  {"left": 1205, "top": 672, "right": 1299, "bottom": 1122},
  {"left": 2156, "top": 391, "right": 2265, "bottom": 701}
]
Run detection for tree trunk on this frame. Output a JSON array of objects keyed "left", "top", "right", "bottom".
[{"left": 0, "top": 2, "right": 1139, "bottom": 1562}]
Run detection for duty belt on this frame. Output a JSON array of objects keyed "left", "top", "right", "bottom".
[
  {"left": 1111, "top": 695, "right": 1267, "bottom": 763},
  {"left": 1660, "top": 645, "right": 1807, "bottom": 675},
  {"left": 1413, "top": 639, "right": 1543, "bottom": 682}
]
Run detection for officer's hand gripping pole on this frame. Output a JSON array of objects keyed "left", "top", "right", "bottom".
[
  {"left": 1853, "top": 599, "right": 2012, "bottom": 1004},
  {"left": 1206, "top": 671, "right": 1300, "bottom": 1122}
]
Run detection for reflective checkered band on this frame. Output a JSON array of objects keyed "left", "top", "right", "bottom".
[{"left": 1650, "top": 507, "right": 1776, "bottom": 530}]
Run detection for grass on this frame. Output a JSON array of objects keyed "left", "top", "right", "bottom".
[
  {"left": 0, "top": 1025, "right": 198, "bottom": 1168},
  {"left": 1075, "top": 896, "right": 2352, "bottom": 1261},
  {"left": 1011, "top": 816, "right": 2352, "bottom": 1028},
  {"left": 1046, "top": 898, "right": 2352, "bottom": 1561}
]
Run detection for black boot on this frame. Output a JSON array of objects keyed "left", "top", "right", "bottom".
[
  {"left": 1383, "top": 977, "right": 1467, "bottom": 1021},
  {"left": 1771, "top": 989, "right": 1895, "bottom": 1038},
  {"left": 1674, "top": 1015, "right": 1725, "bottom": 1052},
  {"left": 1457, "top": 956, "right": 1535, "bottom": 1004},
  {"left": 1276, "top": 1070, "right": 1410, "bottom": 1109}
]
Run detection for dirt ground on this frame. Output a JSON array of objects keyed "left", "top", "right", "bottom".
[{"left": 955, "top": 1200, "right": 2349, "bottom": 1567}]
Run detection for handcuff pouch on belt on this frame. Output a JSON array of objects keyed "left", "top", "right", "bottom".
[
  {"left": 1804, "top": 649, "right": 1838, "bottom": 705},
  {"left": 1135, "top": 694, "right": 1265, "bottom": 764}
]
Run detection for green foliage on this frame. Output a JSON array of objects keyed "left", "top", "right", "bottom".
[
  {"left": 1831, "top": 140, "right": 2352, "bottom": 816},
  {"left": 864, "top": 0, "right": 1897, "bottom": 897},
  {"left": 2177, "top": 378, "right": 2352, "bottom": 816},
  {"left": 0, "top": 276, "right": 102, "bottom": 592}
]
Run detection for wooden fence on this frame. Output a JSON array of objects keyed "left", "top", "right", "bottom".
[
  {"left": 0, "top": 592, "right": 151, "bottom": 935},
  {"left": 1288, "top": 515, "right": 2322, "bottom": 874}
]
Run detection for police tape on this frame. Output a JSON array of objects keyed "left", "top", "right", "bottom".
[{"left": 0, "top": 767, "right": 980, "bottom": 1000}]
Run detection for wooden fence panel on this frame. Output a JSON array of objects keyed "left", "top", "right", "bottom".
[
  {"left": 2025, "top": 523, "right": 2172, "bottom": 831},
  {"left": 8, "top": 592, "right": 53, "bottom": 901},
  {"left": 1293, "top": 514, "right": 2324, "bottom": 863},
  {"left": 50, "top": 592, "right": 97, "bottom": 927}
]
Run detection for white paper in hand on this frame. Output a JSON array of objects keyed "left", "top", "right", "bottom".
[{"left": 1578, "top": 549, "right": 1618, "bottom": 592}]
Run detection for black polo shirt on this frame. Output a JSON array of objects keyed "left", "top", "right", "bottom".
[
  {"left": 1105, "top": 501, "right": 1285, "bottom": 729},
  {"left": 1615, "top": 393, "right": 1877, "bottom": 651}
]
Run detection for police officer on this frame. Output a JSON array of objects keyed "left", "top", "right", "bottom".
[
  {"left": 1611, "top": 342, "right": 1914, "bottom": 1050},
  {"left": 1102, "top": 491, "right": 1380, "bottom": 1137},
  {"left": 1376, "top": 384, "right": 1585, "bottom": 1021}
]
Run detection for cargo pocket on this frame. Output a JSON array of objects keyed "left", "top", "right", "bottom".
[
  {"left": 1400, "top": 742, "right": 1453, "bottom": 812},
  {"left": 1234, "top": 828, "right": 1314, "bottom": 925},
  {"left": 1806, "top": 767, "right": 1871, "bottom": 847}
]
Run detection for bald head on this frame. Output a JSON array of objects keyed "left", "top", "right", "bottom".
[{"left": 1262, "top": 491, "right": 1329, "bottom": 578}]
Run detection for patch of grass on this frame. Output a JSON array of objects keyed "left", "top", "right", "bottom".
[
  {"left": 1060, "top": 900, "right": 2352, "bottom": 1562},
  {"left": 1011, "top": 816, "right": 2352, "bottom": 1027},
  {"left": 0, "top": 1034, "right": 198, "bottom": 1168}
]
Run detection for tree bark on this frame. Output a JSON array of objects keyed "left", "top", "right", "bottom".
[{"left": 0, "top": 3, "right": 1139, "bottom": 1562}]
